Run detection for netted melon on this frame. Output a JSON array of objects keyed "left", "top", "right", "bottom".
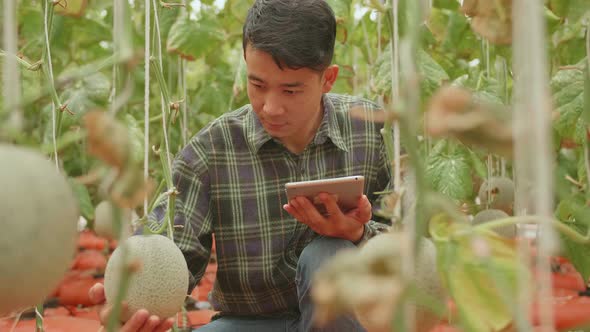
[
  {"left": 0, "top": 144, "right": 79, "bottom": 315},
  {"left": 93, "top": 200, "right": 133, "bottom": 240},
  {"left": 355, "top": 233, "right": 445, "bottom": 332},
  {"left": 104, "top": 234, "right": 189, "bottom": 321},
  {"left": 313, "top": 232, "right": 445, "bottom": 332},
  {"left": 478, "top": 176, "right": 515, "bottom": 214},
  {"left": 473, "top": 209, "right": 516, "bottom": 238}
]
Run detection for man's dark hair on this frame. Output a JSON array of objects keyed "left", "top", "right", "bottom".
[{"left": 242, "top": 0, "right": 337, "bottom": 72}]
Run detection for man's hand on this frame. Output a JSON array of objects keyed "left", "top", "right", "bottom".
[
  {"left": 89, "top": 283, "right": 175, "bottom": 332},
  {"left": 283, "top": 193, "right": 371, "bottom": 242}
]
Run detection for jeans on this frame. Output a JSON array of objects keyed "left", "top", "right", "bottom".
[{"left": 194, "top": 236, "right": 366, "bottom": 332}]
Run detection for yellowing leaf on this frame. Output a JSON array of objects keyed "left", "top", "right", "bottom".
[
  {"left": 54, "top": 0, "right": 87, "bottom": 18},
  {"left": 430, "top": 213, "right": 529, "bottom": 332}
]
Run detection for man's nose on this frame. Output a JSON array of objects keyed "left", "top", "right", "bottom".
[{"left": 263, "top": 94, "right": 285, "bottom": 116}]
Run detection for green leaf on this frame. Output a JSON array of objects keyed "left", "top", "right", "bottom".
[
  {"left": 549, "top": 0, "right": 570, "bottom": 17},
  {"left": 54, "top": 0, "right": 87, "bottom": 17},
  {"left": 577, "top": 153, "right": 589, "bottom": 189},
  {"left": 158, "top": 6, "right": 180, "bottom": 40},
  {"left": 167, "top": 12, "right": 225, "bottom": 61},
  {"left": 555, "top": 198, "right": 590, "bottom": 281},
  {"left": 419, "top": 48, "right": 451, "bottom": 97},
  {"left": 124, "top": 114, "right": 145, "bottom": 164},
  {"left": 426, "top": 140, "right": 473, "bottom": 201},
  {"left": 552, "top": 66, "right": 586, "bottom": 144},
  {"left": 430, "top": 214, "right": 526, "bottom": 332},
  {"left": 42, "top": 71, "right": 110, "bottom": 144},
  {"left": 326, "top": 0, "right": 351, "bottom": 22},
  {"left": 566, "top": 0, "right": 590, "bottom": 22},
  {"left": 432, "top": 0, "right": 459, "bottom": 10},
  {"left": 468, "top": 149, "right": 488, "bottom": 179},
  {"left": 583, "top": 65, "right": 590, "bottom": 124},
  {"left": 373, "top": 45, "right": 450, "bottom": 99},
  {"left": 69, "top": 179, "right": 94, "bottom": 221},
  {"left": 551, "top": 21, "right": 587, "bottom": 65}
]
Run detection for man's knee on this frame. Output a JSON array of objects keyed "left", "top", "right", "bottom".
[{"left": 297, "top": 236, "right": 356, "bottom": 280}]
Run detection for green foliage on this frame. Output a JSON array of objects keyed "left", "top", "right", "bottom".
[
  {"left": 372, "top": 44, "right": 450, "bottom": 100},
  {"left": 3, "top": 1, "right": 590, "bottom": 329},
  {"left": 551, "top": 63, "right": 587, "bottom": 144},
  {"left": 555, "top": 197, "right": 590, "bottom": 281},
  {"left": 167, "top": 11, "right": 225, "bottom": 60},
  {"left": 69, "top": 179, "right": 95, "bottom": 221},
  {"left": 426, "top": 140, "right": 474, "bottom": 202},
  {"left": 430, "top": 213, "right": 528, "bottom": 332}
]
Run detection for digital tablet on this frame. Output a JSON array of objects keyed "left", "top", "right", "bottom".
[{"left": 285, "top": 175, "right": 365, "bottom": 214}]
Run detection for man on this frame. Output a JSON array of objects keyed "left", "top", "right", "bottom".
[{"left": 90, "top": 0, "right": 391, "bottom": 331}]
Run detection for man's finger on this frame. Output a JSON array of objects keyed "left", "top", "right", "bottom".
[
  {"left": 98, "top": 304, "right": 112, "bottom": 325},
  {"left": 138, "top": 314, "right": 160, "bottom": 332},
  {"left": 88, "top": 283, "right": 106, "bottom": 304},
  {"left": 283, "top": 203, "right": 305, "bottom": 223},
  {"left": 294, "top": 196, "right": 318, "bottom": 224},
  {"left": 121, "top": 309, "right": 150, "bottom": 332},
  {"left": 318, "top": 192, "right": 341, "bottom": 218},
  {"left": 355, "top": 195, "right": 372, "bottom": 223},
  {"left": 154, "top": 318, "right": 175, "bottom": 332},
  {"left": 99, "top": 302, "right": 130, "bottom": 327}
]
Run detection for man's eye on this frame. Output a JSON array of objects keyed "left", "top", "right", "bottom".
[
  {"left": 250, "top": 82, "right": 263, "bottom": 88},
  {"left": 284, "top": 90, "right": 297, "bottom": 95}
]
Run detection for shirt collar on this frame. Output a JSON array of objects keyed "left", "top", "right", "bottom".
[{"left": 246, "top": 94, "right": 349, "bottom": 153}]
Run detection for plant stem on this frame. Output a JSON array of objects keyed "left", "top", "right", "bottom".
[
  {"left": 34, "top": 304, "right": 44, "bottom": 332},
  {"left": 150, "top": 0, "right": 175, "bottom": 242},
  {"left": 147, "top": 179, "right": 167, "bottom": 213},
  {"left": 2, "top": 0, "right": 23, "bottom": 136},
  {"left": 144, "top": 0, "right": 151, "bottom": 217},
  {"left": 0, "top": 49, "right": 37, "bottom": 69},
  {"left": 106, "top": 251, "right": 132, "bottom": 332},
  {"left": 513, "top": 0, "right": 555, "bottom": 329},
  {"left": 369, "top": 0, "right": 387, "bottom": 13},
  {"left": 150, "top": 57, "right": 172, "bottom": 113},
  {"left": 39, "top": 129, "right": 87, "bottom": 154},
  {"left": 472, "top": 215, "right": 590, "bottom": 244},
  {"left": 42, "top": 0, "right": 64, "bottom": 167}
]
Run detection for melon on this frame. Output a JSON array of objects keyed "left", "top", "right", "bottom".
[
  {"left": 473, "top": 209, "right": 516, "bottom": 238},
  {"left": 355, "top": 233, "right": 445, "bottom": 332},
  {"left": 0, "top": 144, "right": 79, "bottom": 315},
  {"left": 104, "top": 234, "right": 189, "bottom": 321},
  {"left": 93, "top": 200, "right": 133, "bottom": 240},
  {"left": 312, "top": 232, "right": 445, "bottom": 332},
  {"left": 478, "top": 176, "right": 515, "bottom": 214}
]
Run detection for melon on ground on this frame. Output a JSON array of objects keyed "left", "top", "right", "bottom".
[
  {"left": 104, "top": 234, "right": 189, "bottom": 321},
  {"left": 0, "top": 144, "right": 79, "bottom": 315}
]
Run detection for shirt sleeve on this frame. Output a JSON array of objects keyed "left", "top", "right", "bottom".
[{"left": 146, "top": 149, "right": 213, "bottom": 292}]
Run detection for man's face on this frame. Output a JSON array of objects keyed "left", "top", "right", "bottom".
[{"left": 244, "top": 45, "right": 338, "bottom": 148}]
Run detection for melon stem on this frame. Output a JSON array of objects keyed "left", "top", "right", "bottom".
[
  {"left": 471, "top": 216, "right": 590, "bottom": 244},
  {"left": 106, "top": 245, "right": 133, "bottom": 332}
]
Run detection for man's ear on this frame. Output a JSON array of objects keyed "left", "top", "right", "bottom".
[{"left": 322, "top": 65, "right": 339, "bottom": 93}]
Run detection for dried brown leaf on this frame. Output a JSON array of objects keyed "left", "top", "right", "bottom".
[{"left": 84, "top": 110, "right": 132, "bottom": 170}]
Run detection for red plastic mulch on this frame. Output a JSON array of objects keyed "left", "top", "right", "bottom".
[
  {"left": 5, "top": 231, "right": 590, "bottom": 332},
  {"left": 1, "top": 230, "right": 219, "bottom": 332},
  {"left": 0, "top": 316, "right": 102, "bottom": 332}
]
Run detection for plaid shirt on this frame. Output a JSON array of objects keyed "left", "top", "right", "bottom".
[{"left": 149, "top": 93, "right": 391, "bottom": 316}]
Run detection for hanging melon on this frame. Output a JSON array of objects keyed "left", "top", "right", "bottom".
[
  {"left": 104, "top": 234, "right": 189, "bottom": 321},
  {"left": 0, "top": 144, "right": 79, "bottom": 315}
]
